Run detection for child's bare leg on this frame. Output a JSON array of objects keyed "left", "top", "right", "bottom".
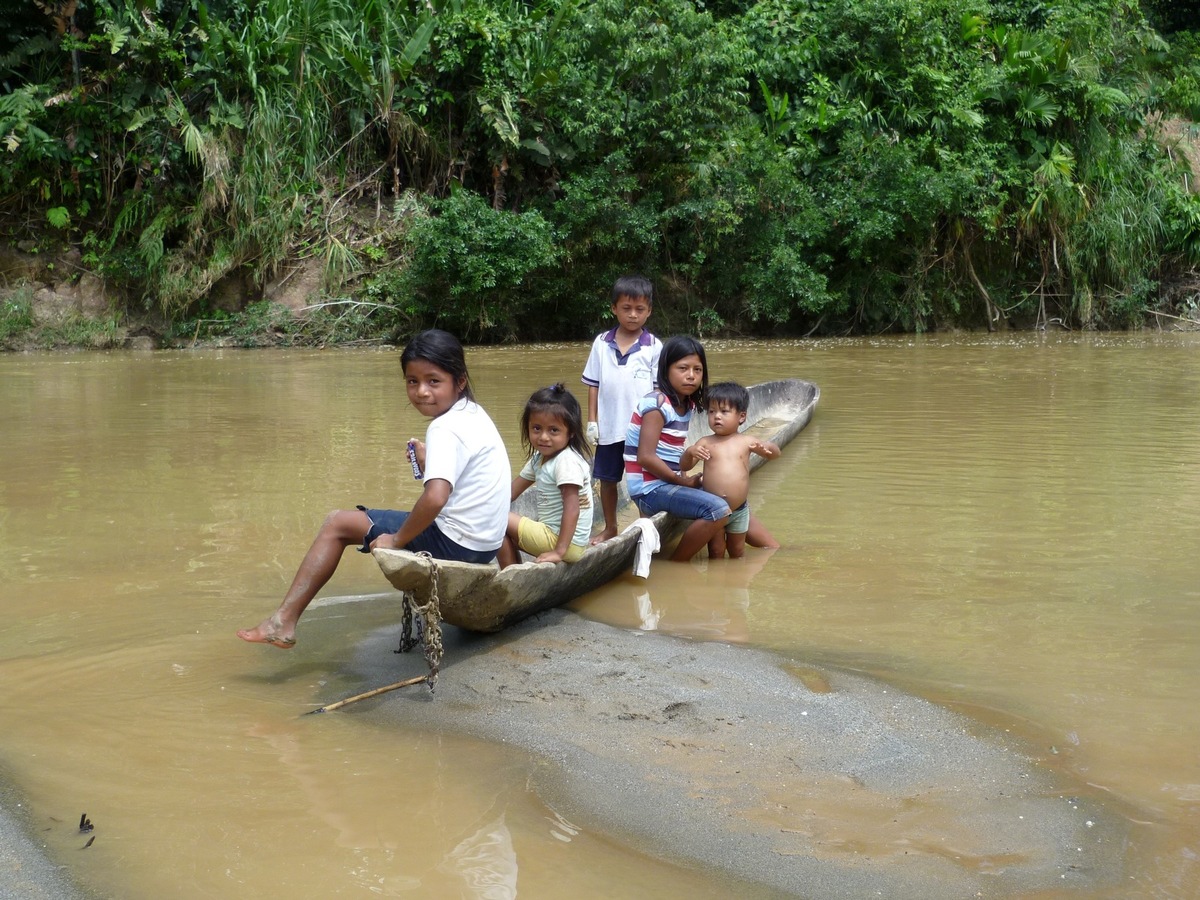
[
  {"left": 237, "top": 508, "right": 372, "bottom": 648},
  {"left": 745, "top": 514, "right": 779, "bottom": 549},
  {"left": 590, "top": 480, "right": 619, "bottom": 544},
  {"left": 496, "top": 514, "right": 524, "bottom": 568},
  {"left": 671, "top": 517, "right": 727, "bottom": 562},
  {"left": 725, "top": 532, "right": 748, "bottom": 558},
  {"left": 707, "top": 530, "right": 727, "bottom": 558},
  {"left": 496, "top": 536, "right": 520, "bottom": 568}
]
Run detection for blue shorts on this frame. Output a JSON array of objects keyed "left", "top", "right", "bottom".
[
  {"left": 356, "top": 506, "right": 497, "bottom": 564},
  {"left": 592, "top": 442, "right": 625, "bottom": 483},
  {"left": 633, "top": 484, "right": 730, "bottom": 522}
]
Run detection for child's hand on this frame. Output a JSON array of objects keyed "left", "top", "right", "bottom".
[
  {"left": 536, "top": 550, "right": 565, "bottom": 564},
  {"left": 408, "top": 438, "right": 426, "bottom": 468},
  {"left": 586, "top": 422, "right": 599, "bottom": 445},
  {"left": 688, "top": 444, "right": 712, "bottom": 461},
  {"left": 749, "top": 439, "right": 781, "bottom": 459},
  {"left": 371, "top": 532, "right": 398, "bottom": 551}
]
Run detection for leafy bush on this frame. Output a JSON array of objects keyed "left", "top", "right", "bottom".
[
  {"left": 2, "top": 0, "right": 1197, "bottom": 342},
  {"left": 400, "top": 191, "right": 561, "bottom": 340}
]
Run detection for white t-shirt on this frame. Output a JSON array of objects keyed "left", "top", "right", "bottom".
[
  {"left": 422, "top": 399, "right": 510, "bottom": 552},
  {"left": 581, "top": 328, "right": 662, "bottom": 445},
  {"left": 519, "top": 447, "right": 594, "bottom": 548}
]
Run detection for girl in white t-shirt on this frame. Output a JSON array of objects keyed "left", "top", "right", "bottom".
[
  {"left": 496, "top": 384, "right": 594, "bottom": 568},
  {"left": 237, "top": 329, "right": 509, "bottom": 650}
]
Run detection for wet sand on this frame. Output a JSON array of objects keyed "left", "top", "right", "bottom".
[
  {"left": 0, "top": 785, "right": 88, "bottom": 900},
  {"left": 346, "top": 609, "right": 1131, "bottom": 898}
]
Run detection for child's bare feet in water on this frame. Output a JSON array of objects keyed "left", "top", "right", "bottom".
[
  {"left": 589, "top": 528, "right": 618, "bottom": 546},
  {"left": 237, "top": 617, "right": 297, "bottom": 649}
]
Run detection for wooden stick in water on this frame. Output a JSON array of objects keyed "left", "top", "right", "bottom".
[{"left": 304, "top": 674, "right": 429, "bottom": 715}]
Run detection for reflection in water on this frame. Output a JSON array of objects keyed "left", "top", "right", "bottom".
[
  {"left": 440, "top": 814, "right": 518, "bottom": 900},
  {"left": 634, "top": 590, "right": 660, "bottom": 631},
  {"left": 544, "top": 808, "right": 579, "bottom": 843},
  {"left": 242, "top": 715, "right": 538, "bottom": 897},
  {"left": 3, "top": 336, "right": 1200, "bottom": 897},
  {"left": 624, "top": 549, "right": 776, "bottom": 641},
  {"left": 245, "top": 720, "right": 418, "bottom": 894}
]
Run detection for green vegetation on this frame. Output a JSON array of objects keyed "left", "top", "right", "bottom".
[
  {"left": 2, "top": 0, "right": 1198, "bottom": 346},
  {"left": 0, "top": 292, "right": 36, "bottom": 344},
  {"left": 0, "top": 288, "right": 125, "bottom": 349},
  {"left": 169, "top": 299, "right": 397, "bottom": 348}
]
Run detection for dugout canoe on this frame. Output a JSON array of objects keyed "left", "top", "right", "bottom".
[{"left": 373, "top": 378, "right": 819, "bottom": 633}]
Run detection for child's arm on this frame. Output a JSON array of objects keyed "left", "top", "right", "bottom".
[
  {"left": 637, "top": 408, "right": 702, "bottom": 488},
  {"left": 510, "top": 475, "right": 535, "bottom": 502},
  {"left": 748, "top": 438, "right": 781, "bottom": 460},
  {"left": 537, "top": 484, "right": 581, "bottom": 564},
  {"left": 679, "top": 437, "right": 712, "bottom": 472},
  {"left": 586, "top": 386, "right": 600, "bottom": 445},
  {"left": 372, "top": 478, "right": 450, "bottom": 550}
]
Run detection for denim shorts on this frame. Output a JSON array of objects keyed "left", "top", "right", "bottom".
[
  {"left": 592, "top": 442, "right": 625, "bottom": 483},
  {"left": 356, "top": 506, "right": 497, "bottom": 564},
  {"left": 633, "top": 484, "right": 731, "bottom": 522}
]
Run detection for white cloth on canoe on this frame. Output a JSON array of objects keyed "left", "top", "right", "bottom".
[{"left": 622, "top": 517, "right": 660, "bottom": 578}]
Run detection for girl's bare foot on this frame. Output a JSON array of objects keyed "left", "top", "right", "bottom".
[
  {"left": 589, "top": 528, "right": 618, "bottom": 546},
  {"left": 236, "top": 618, "right": 296, "bottom": 649}
]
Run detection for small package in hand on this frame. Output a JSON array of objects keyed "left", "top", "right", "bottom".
[{"left": 406, "top": 441, "right": 423, "bottom": 480}]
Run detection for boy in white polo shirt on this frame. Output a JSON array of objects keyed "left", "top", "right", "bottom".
[{"left": 581, "top": 275, "right": 662, "bottom": 543}]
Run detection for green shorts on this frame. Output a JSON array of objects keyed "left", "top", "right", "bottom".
[
  {"left": 516, "top": 517, "right": 586, "bottom": 562},
  {"left": 726, "top": 502, "right": 750, "bottom": 535}
]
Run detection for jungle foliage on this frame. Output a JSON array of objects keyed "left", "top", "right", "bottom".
[{"left": 2, "top": 0, "right": 1198, "bottom": 341}]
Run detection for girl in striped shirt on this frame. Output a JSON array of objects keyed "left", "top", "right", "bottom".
[{"left": 624, "top": 336, "right": 731, "bottom": 561}]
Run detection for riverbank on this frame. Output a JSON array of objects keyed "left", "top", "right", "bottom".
[
  {"left": 0, "top": 787, "right": 89, "bottom": 900},
  {"left": 3, "top": 241, "right": 1200, "bottom": 353},
  {"left": 345, "top": 608, "right": 1132, "bottom": 898}
]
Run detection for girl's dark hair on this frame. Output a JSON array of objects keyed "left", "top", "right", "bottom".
[
  {"left": 521, "top": 383, "right": 591, "bottom": 460},
  {"left": 400, "top": 329, "right": 474, "bottom": 401},
  {"left": 656, "top": 335, "right": 708, "bottom": 412}
]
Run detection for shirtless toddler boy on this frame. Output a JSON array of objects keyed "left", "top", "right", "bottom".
[{"left": 679, "top": 382, "right": 781, "bottom": 558}]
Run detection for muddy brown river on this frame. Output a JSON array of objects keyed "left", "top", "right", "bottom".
[{"left": 2, "top": 333, "right": 1198, "bottom": 897}]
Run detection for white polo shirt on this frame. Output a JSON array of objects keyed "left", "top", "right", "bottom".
[{"left": 581, "top": 328, "right": 662, "bottom": 445}]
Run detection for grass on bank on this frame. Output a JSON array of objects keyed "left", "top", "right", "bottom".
[
  {"left": 0, "top": 291, "right": 124, "bottom": 350},
  {"left": 167, "top": 299, "right": 398, "bottom": 348},
  {"left": 6, "top": 283, "right": 1200, "bottom": 352}
]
